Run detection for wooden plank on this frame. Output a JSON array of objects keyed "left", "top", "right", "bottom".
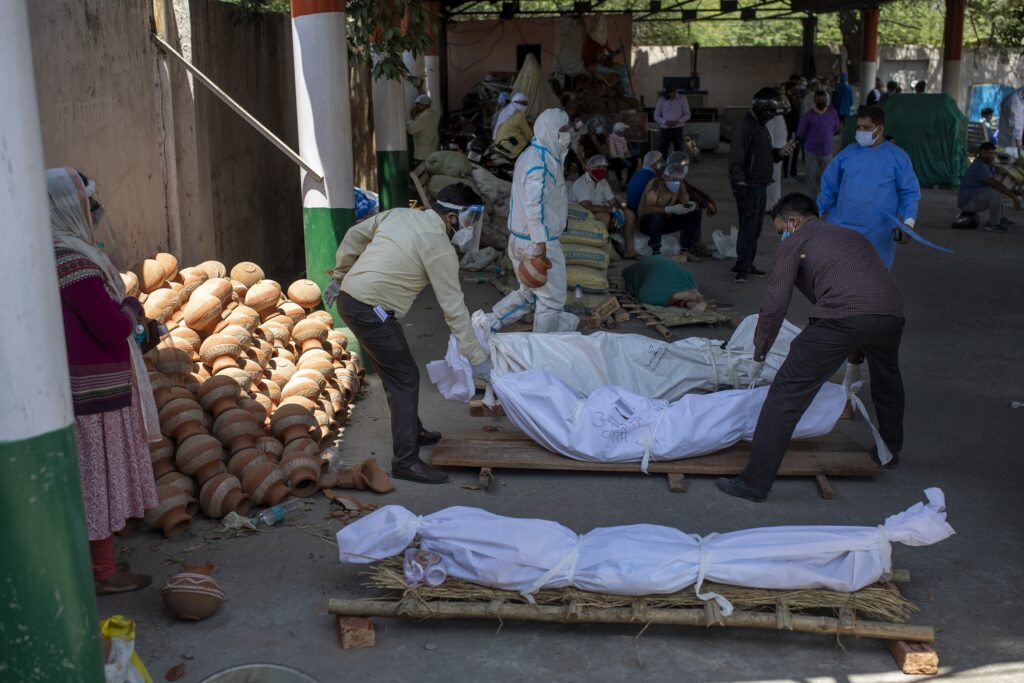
[
  {"left": 469, "top": 400, "right": 505, "bottom": 417},
  {"left": 815, "top": 474, "right": 834, "bottom": 499},
  {"left": 590, "top": 296, "right": 621, "bottom": 320},
  {"left": 667, "top": 472, "right": 687, "bottom": 493},
  {"left": 887, "top": 640, "right": 939, "bottom": 675},
  {"left": 432, "top": 431, "right": 879, "bottom": 478}
]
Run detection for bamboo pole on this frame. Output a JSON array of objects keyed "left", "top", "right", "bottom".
[{"left": 327, "top": 598, "right": 934, "bottom": 642}]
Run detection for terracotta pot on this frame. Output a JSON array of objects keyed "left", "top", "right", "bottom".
[
  {"left": 286, "top": 279, "right": 322, "bottom": 309},
  {"left": 195, "top": 260, "right": 227, "bottom": 280},
  {"left": 336, "top": 458, "right": 395, "bottom": 493},
  {"left": 228, "top": 305, "right": 262, "bottom": 331},
  {"left": 254, "top": 435, "right": 284, "bottom": 462},
  {"left": 230, "top": 280, "right": 248, "bottom": 301},
  {"left": 268, "top": 357, "right": 296, "bottom": 387},
  {"left": 230, "top": 261, "right": 265, "bottom": 288},
  {"left": 239, "top": 357, "right": 265, "bottom": 387},
  {"left": 281, "top": 376, "right": 321, "bottom": 403},
  {"left": 325, "top": 339, "right": 347, "bottom": 363},
  {"left": 199, "top": 473, "right": 251, "bottom": 518},
  {"left": 161, "top": 562, "right": 223, "bottom": 621},
  {"left": 177, "top": 267, "right": 208, "bottom": 300},
  {"left": 135, "top": 258, "right": 165, "bottom": 293},
  {"left": 270, "top": 403, "right": 317, "bottom": 444},
  {"left": 306, "top": 310, "right": 335, "bottom": 327},
  {"left": 282, "top": 436, "right": 319, "bottom": 461},
  {"left": 326, "top": 384, "right": 345, "bottom": 413},
  {"left": 199, "top": 334, "right": 242, "bottom": 374},
  {"left": 258, "top": 321, "right": 291, "bottom": 349},
  {"left": 175, "top": 433, "right": 227, "bottom": 485},
  {"left": 227, "top": 447, "right": 270, "bottom": 480},
  {"left": 193, "top": 276, "right": 233, "bottom": 305},
  {"left": 279, "top": 395, "right": 318, "bottom": 413},
  {"left": 212, "top": 408, "right": 260, "bottom": 454},
  {"left": 156, "top": 470, "right": 197, "bottom": 501},
  {"left": 169, "top": 327, "right": 201, "bottom": 359},
  {"left": 154, "top": 252, "right": 178, "bottom": 282},
  {"left": 241, "top": 463, "right": 291, "bottom": 506},
  {"left": 245, "top": 280, "right": 282, "bottom": 316},
  {"left": 335, "top": 369, "right": 360, "bottom": 403},
  {"left": 279, "top": 451, "right": 320, "bottom": 497},
  {"left": 257, "top": 379, "right": 282, "bottom": 404},
  {"left": 297, "top": 354, "right": 335, "bottom": 380},
  {"left": 238, "top": 396, "right": 268, "bottom": 427},
  {"left": 156, "top": 346, "right": 193, "bottom": 387},
  {"left": 143, "top": 288, "right": 180, "bottom": 323},
  {"left": 220, "top": 324, "right": 253, "bottom": 350},
  {"left": 121, "top": 271, "right": 140, "bottom": 298},
  {"left": 182, "top": 293, "right": 223, "bottom": 333},
  {"left": 278, "top": 302, "right": 306, "bottom": 326},
  {"left": 215, "top": 367, "right": 253, "bottom": 393},
  {"left": 196, "top": 375, "right": 241, "bottom": 417},
  {"left": 144, "top": 485, "right": 194, "bottom": 537},
  {"left": 291, "top": 319, "right": 329, "bottom": 354},
  {"left": 291, "top": 369, "right": 327, "bottom": 392},
  {"left": 159, "top": 397, "right": 206, "bottom": 442},
  {"left": 148, "top": 437, "right": 176, "bottom": 479}
]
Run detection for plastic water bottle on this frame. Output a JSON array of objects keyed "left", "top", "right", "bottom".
[
  {"left": 133, "top": 324, "right": 147, "bottom": 344},
  {"left": 254, "top": 500, "right": 303, "bottom": 527},
  {"left": 572, "top": 285, "right": 583, "bottom": 314}
]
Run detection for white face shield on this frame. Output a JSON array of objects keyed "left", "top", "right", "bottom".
[{"left": 438, "top": 200, "right": 485, "bottom": 252}]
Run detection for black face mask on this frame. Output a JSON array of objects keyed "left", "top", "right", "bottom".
[{"left": 814, "top": 101, "right": 828, "bottom": 110}]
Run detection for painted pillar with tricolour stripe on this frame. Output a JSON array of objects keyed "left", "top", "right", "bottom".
[
  {"left": 424, "top": 2, "right": 441, "bottom": 116},
  {"left": 859, "top": 7, "right": 879, "bottom": 105},
  {"left": 372, "top": 50, "right": 410, "bottom": 210},
  {"left": 0, "top": 2, "right": 105, "bottom": 680},
  {"left": 291, "top": 0, "right": 356, "bottom": 327},
  {"left": 402, "top": 51, "right": 425, "bottom": 114},
  {"left": 941, "top": 0, "right": 965, "bottom": 108}
]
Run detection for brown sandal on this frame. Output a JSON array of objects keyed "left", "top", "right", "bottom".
[{"left": 95, "top": 570, "right": 152, "bottom": 596}]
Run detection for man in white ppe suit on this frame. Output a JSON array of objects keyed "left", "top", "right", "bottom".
[
  {"left": 997, "top": 87, "right": 1024, "bottom": 160},
  {"left": 486, "top": 108, "right": 577, "bottom": 333}
]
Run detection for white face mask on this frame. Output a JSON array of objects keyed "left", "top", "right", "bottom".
[
  {"left": 557, "top": 131, "right": 572, "bottom": 150},
  {"left": 596, "top": 127, "right": 605, "bottom": 135},
  {"left": 855, "top": 127, "right": 878, "bottom": 147},
  {"left": 451, "top": 225, "right": 475, "bottom": 252}
]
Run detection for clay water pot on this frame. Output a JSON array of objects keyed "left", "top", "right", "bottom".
[
  {"left": 326, "top": 384, "right": 344, "bottom": 413},
  {"left": 276, "top": 347, "right": 297, "bottom": 364},
  {"left": 154, "top": 252, "right": 178, "bottom": 282},
  {"left": 143, "top": 288, "right": 180, "bottom": 323},
  {"left": 194, "top": 277, "right": 234, "bottom": 305},
  {"left": 282, "top": 437, "right": 319, "bottom": 461},
  {"left": 197, "top": 375, "right": 241, "bottom": 417},
  {"left": 281, "top": 376, "right": 321, "bottom": 403},
  {"left": 156, "top": 470, "right": 196, "bottom": 499},
  {"left": 228, "top": 305, "right": 262, "bottom": 332},
  {"left": 175, "top": 433, "right": 227, "bottom": 485},
  {"left": 249, "top": 393, "right": 274, "bottom": 421},
  {"left": 268, "top": 357, "right": 296, "bottom": 387},
  {"left": 199, "top": 473, "right": 251, "bottom": 518},
  {"left": 279, "top": 451, "right": 320, "bottom": 497},
  {"left": 121, "top": 271, "right": 140, "bottom": 297},
  {"left": 325, "top": 339, "right": 348, "bottom": 363},
  {"left": 238, "top": 396, "right": 268, "bottom": 427},
  {"left": 195, "top": 260, "right": 227, "bottom": 280},
  {"left": 182, "top": 293, "right": 223, "bottom": 333},
  {"left": 150, "top": 372, "right": 175, "bottom": 409},
  {"left": 169, "top": 327, "right": 201, "bottom": 359},
  {"left": 245, "top": 280, "right": 282, "bottom": 316},
  {"left": 161, "top": 561, "right": 223, "bottom": 621},
  {"left": 215, "top": 367, "right": 253, "bottom": 393},
  {"left": 177, "top": 267, "right": 208, "bottom": 300},
  {"left": 291, "top": 319, "right": 329, "bottom": 354},
  {"left": 135, "top": 259, "right": 165, "bottom": 293},
  {"left": 297, "top": 354, "right": 335, "bottom": 380},
  {"left": 213, "top": 408, "right": 260, "bottom": 454},
  {"left": 246, "top": 344, "right": 271, "bottom": 370},
  {"left": 258, "top": 321, "right": 291, "bottom": 349},
  {"left": 220, "top": 324, "right": 253, "bottom": 350},
  {"left": 335, "top": 369, "right": 360, "bottom": 403},
  {"left": 291, "top": 369, "right": 327, "bottom": 392},
  {"left": 156, "top": 346, "right": 193, "bottom": 387},
  {"left": 230, "top": 280, "right": 248, "bottom": 301},
  {"left": 227, "top": 447, "right": 270, "bottom": 480},
  {"left": 286, "top": 279, "right": 322, "bottom": 309},
  {"left": 241, "top": 462, "right": 290, "bottom": 506},
  {"left": 149, "top": 437, "right": 176, "bottom": 479},
  {"left": 199, "top": 334, "right": 242, "bottom": 374},
  {"left": 238, "top": 357, "right": 265, "bottom": 387},
  {"left": 279, "top": 395, "right": 318, "bottom": 413},
  {"left": 159, "top": 398, "right": 206, "bottom": 442},
  {"left": 256, "top": 379, "right": 282, "bottom": 404},
  {"left": 230, "top": 262, "right": 265, "bottom": 288},
  {"left": 270, "top": 403, "right": 317, "bottom": 444},
  {"left": 254, "top": 435, "right": 284, "bottom": 462},
  {"left": 144, "top": 485, "right": 194, "bottom": 537},
  {"left": 278, "top": 302, "right": 306, "bottom": 327},
  {"left": 306, "top": 310, "right": 334, "bottom": 327}
]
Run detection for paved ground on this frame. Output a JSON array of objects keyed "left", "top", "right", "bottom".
[{"left": 104, "top": 149, "right": 1024, "bottom": 682}]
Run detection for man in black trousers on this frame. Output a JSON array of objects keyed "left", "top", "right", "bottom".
[
  {"left": 728, "top": 87, "right": 795, "bottom": 283},
  {"left": 717, "top": 193, "right": 906, "bottom": 502}
]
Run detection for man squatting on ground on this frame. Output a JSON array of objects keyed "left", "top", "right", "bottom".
[
  {"left": 324, "top": 184, "right": 492, "bottom": 484},
  {"left": 717, "top": 193, "right": 906, "bottom": 503}
]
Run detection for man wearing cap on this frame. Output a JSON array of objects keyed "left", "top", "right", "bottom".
[
  {"left": 407, "top": 94, "right": 439, "bottom": 165},
  {"left": 654, "top": 88, "right": 691, "bottom": 157},
  {"left": 571, "top": 155, "right": 638, "bottom": 259}
]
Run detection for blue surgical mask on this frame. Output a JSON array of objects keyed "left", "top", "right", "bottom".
[
  {"left": 665, "top": 180, "right": 681, "bottom": 192},
  {"left": 780, "top": 230, "right": 791, "bottom": 242},
  {"left": 855, "top": 128, "right": 877, "bottom": 147}
]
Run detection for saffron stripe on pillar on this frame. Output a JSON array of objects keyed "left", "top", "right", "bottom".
[
  {"left": 373, "top": 52, "right": 410, "bottom": 209},
  {"left": 942, "top": 0, "right": 965, "bottom": 106},
  {"left": 291, "top": 0, "right": 356, "bottom": 332},
  {"left": 1, "top": 2, "right": 104, "bottom": 680},
  {"left": 859, "top": 7, "right": 879, "bottom": 105}
]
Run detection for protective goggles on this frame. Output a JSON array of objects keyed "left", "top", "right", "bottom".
[{"left": 437, "top": 201, "right": 485, "bottom": 234}]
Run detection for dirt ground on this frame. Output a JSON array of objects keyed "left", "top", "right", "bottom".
[{"left": 102, "top": 149, "right": 1024, "bottom": 682}]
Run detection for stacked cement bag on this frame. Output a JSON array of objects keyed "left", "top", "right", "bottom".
[
  {"left": 471, "top": 166, "right": 512, "bottom": 250},
  {"left": 561, "top": 204, "right": 611, "bottom": 303}
]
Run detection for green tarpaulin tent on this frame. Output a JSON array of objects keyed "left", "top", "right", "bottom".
[{"left": 842, "top": 94, "right": 967, "bottom": 188}]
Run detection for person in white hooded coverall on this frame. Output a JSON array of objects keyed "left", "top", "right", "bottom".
[
  {"left": 487, "top": 108, "right": 578, "bottom": 333},
  {"left": 997, "top": 87, "right": 1024, "bottom": 160}
]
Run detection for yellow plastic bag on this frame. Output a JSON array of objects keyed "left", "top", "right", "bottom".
[{"left": 100, "top": 615, "right": 153, "bottom": 683}]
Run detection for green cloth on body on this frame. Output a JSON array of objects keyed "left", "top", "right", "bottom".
[{"left": 623, "top": 255, "right": 698, "bottom": 307}]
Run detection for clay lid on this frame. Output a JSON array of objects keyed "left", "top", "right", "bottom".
[
  {"left": 196, "top": 260, "right": 227, "bottom": 280},
  {"left": 199, "top": 334, "right": 242, "bottom": 365},
  {"left": 135, "top": 258, "right": 165, "bottom": 293},
  {"left": 245, "top": 280, "right": 282, "bottom": 314},
  {"left": 230, "top": 262, "right": 265, "bottom": 289},
  {"left": 278, "top": 302, "right": 306, "bottom": 326},
  {"left": 220, "top": 324, "right": 253, "bottom": 349},
  {"left": 306, "top": 310, "right": 335, "bottom": 327},
  {"left": 292, "top": 319, "right": 330, "bottom": 343},
  {"left": 144, "top": 288, "right": 181, "bottom": 323},
  {"left": 196, "top": 375, "right": 241, "bottom": 411},
  {"left": 281, "top": 376, "right": 321, "bottom": 402},
  {"left": 182, "top": 293, "right": 223, "bottom": 332},
  {"left": 121, "top": 271, "right": 140, "bottom": 297},
  {"left": 214, "top": 367, "right": 252, "bottom": 392},
  {"left": 194, "top": 277, "right": 234, "bottom": 305},
  {"left": 286, "top": 279, "right": 322, "bottom": 309},
  {"left": 155, "top": 252, "right": 179, "bottom": 282}
]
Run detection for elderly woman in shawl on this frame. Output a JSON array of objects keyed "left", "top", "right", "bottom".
[{"left": 48, "top": 167, "right": 159, "bottom": 594}]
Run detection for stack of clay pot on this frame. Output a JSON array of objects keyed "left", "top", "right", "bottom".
[{"left": 129, "top": 255, "right": 364, "bottom": 537}]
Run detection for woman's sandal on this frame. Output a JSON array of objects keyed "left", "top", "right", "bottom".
[{"left": 95, "top": 570, "right": 152, "bottom": 596}]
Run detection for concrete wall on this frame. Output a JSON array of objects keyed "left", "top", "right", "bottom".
[
  {"left": 446, "top": 15, "right": 634, "bottom": 111},
  {"left": 28, "top": 1, "right": 170, "bottom": 271}
]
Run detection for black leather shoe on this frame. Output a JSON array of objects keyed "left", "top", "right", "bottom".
[
  {"left": 715, "top": 477, "right": 767, "bottom": 502},
  {"left": 870, "top": 447, "right": 900, "bottom": 469},
  {"left": 748, "top": 266, "right": 767, "bottom": 277},
  {"left": 392, "top": 460, "right": 449, "bottom": 484},
  {"left": 417, "top": 429, "right": 442, "bottom": 446}
]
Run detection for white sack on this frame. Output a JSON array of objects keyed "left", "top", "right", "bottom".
[
  {"left": 425, "top": 336, "right": 475, "bottom": 403},
  {"left": 337, "top": 489, "right": 954, "bottom": 614},
  {"left": 491, "top": 369, "right": 847, "bottom": 468},
  {"left": 712, "top": 226, "right": 739, "bottom": 259}
]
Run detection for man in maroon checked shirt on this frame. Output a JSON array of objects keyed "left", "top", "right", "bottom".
[{"left": 717, "top": 193, "right": 906, "bottom": 503}]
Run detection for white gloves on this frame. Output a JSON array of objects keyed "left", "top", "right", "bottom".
[
  {"left": 664, "top": 204, "right": 685, "bottom": 215},
  {"left": 842, "top": 361, "right": 862, "bottom": 395},
  {"left": 322, "top": 279, "right": 341, "bottom": 309},
  {"left": 472, "top": 358, "right": 493, "bottom": 381},
  {"left": 748, "top": 360, "right": 765, "bottom": 388}
]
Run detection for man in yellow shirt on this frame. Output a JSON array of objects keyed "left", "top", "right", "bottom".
[
  {"left": 323, "top": 183, "right": 491, "bottom": 483},
  {"left": 407, "top": 94, "right": 440, "bottom": 164}
]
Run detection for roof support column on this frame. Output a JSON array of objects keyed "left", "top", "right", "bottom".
[
  {"left": 859, "top": 7, "right": 879, "bottom": 105},
  {"left": 801, "top": 15, "right": 818, "bottom": 79},
  {"left": 941, "top": 0, "right": 964, "bottom": 108}
]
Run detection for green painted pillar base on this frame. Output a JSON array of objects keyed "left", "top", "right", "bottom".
[
  {"left": 302, "top": 206, "right": 365, "bottom": 364},
  {"left": 376, "top": 150, "right": 410, "bottom": 210},
  {"left": 1, "top": 426, "right": 105, "bottom": 682}
]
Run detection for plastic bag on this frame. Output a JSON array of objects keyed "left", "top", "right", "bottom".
[
  {"left": 712, "top": 226, "right": 739, "bottom": 259},
  {"left": 100, "top": 615, "right": 153, "bottom": 683}
]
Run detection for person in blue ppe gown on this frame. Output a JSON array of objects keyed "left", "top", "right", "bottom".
[{"left": 817, "top": 106, "right": 921, "bottom": 269}]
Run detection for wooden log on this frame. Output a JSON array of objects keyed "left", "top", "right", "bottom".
[
  {"left": 336, "top": 616, "right": 375, "bottom": 649},
  {"left": 815, "top": 474, "right": 834, "bottom": 500},
  {"left": 327, "top": 599, "right": 935, "bottom": 642},
  {"left": 887, "top": 640, "right": 939, "bottom": 674}
]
